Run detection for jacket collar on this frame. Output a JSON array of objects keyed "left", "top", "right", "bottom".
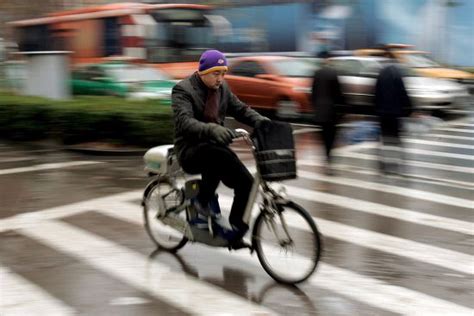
[{"left": 191, "top": 71, "right": 208, "bottom": 92}]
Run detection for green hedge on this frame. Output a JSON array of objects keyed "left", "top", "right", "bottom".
[{"left": 0, "top": 92, "right": 174, "bottom": 146}]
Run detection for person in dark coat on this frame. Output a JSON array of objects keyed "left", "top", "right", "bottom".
[
  {"left": 172, "top": 49, "right": 269, "bottom": 247},
  {"left": 374, "top": 64, "right": 413, "bottom": 174},
  {"left": 311, "top": 62, "right": 345, "bottom": 174}
]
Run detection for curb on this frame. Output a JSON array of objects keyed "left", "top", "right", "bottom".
[{"left": 64, "top": 145, "right": 147, "bottom": 156}]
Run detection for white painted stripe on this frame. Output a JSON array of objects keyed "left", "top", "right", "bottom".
[
  {"left": 447, "top": 109, "right": 474, "bottom": 115},
  {"left": 403, "top": 138, "right": 474, "bottom": 150},
  {"left": 0, "top": 157, "right": 35, "bottom": 163},
  {"left": 0, "top": 161, "right": 105, "bottom": 176},
  {"left": 0, "top": 190, "right": 142, "bottom": 232},
  {"left": 452, "top": 123, "right": 474, "bottom": 127},
  {"left": 0, "top": 266, "right": 77, "bottom": 315},
  {"left": 311, "top": 263, "right": 473, "bottom": 316},
  {"left": 243, "top": 166, "right": 473, "bottom": 235},
  {"left": 434, "top": 127, "right": 474, "bottom": 133},
  {"left": 298, "top": 159, "right": 474, "bottom": 189},
  {"left": 344, "top": 141, "right": 474, "bottom": 160},
  {"left": 283, "top": 184, "right": 474, "bottom": 236},
  {"left": 216, "top": 195, "right": 473, "bottom": 275},
  {"left": 21, "top": 221, "right": 275, "bottom": 316},
  {"left": 222, "top": 245, "right": 473, "bottom": 316},
  {"left": 403, "top": 147, "right": 474, "bottom": 160},
  {"left": 425, "top": 134, "right": 473, "bottom": 141},
  {"left": 290, "top": 122, "right": 320, "bottom": 128},
  {"left": 315, "top": 216, "right": 473, "bottom": 275},
  {"left": 295, "top": 167, "right": 473, "bottom": 209},
  {"left": 98, "top": 203, "right": 473, "bottom": 315},
  {"left": 293, "top": 127, "right": 320, "bottom": 135},
  {"left": 334, "top": 151, "right": 474, "bottom": 173},
  {"left": 105, "top": 196, "right": 474, "bottom": 277}
]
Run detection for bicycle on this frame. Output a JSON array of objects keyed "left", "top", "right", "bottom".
[{"left": 142, "top": 129, "right": 322, "bottom": 284}]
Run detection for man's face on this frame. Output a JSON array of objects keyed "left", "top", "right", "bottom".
[{"left": 200, "top": 70, "right": 227, "bottom": 90}]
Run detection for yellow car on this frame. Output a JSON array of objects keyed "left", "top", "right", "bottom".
[{"left": 354, "top": 44, "right": 474, "bottom": 87}]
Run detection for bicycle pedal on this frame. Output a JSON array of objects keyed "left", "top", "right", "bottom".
[
  {"left": 207, "top": 216, "right": 214, "bottom": 237},
  {"left": 228, "top": 239, "right": 252, "bottom": 251}
]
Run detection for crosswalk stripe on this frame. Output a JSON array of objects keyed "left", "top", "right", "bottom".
[
  {"left": 292, "top": 127, "right": 320, "bottom": 134},
  {"left": 402, "top": 147, "right": 474, "bottom": 160},
  {"left": 0, "top": 161, "right": 105, "bottom": 176},
  {"left": 0, "top": 190, "right": 142, "bottom": 233},
  {"left": 92, "top": 203, "right": 473, "bottom": 315},
  {"left": 0, "top": 157, "right": 36, "bottom": 163},
  {"left": 0, "top": 266, "right": 77, "bottom": 315},
  {"left": 298, "top": 159, "right": 474, "bottom": 189},
  {"left": 426, "top": 134, "right": 473, "bottom": 141},
  {"left": 20, "top": 221, "right": 275, "bottom": 316},
  {"left": 281, "top": 184, "right": 474, "bottom": 236},
  {"left": 295, "top": 166, "right": 473, "bottom": 209},
  {"left": 434, "top": 127, "right": 474, "bottom": 133},
  {"left": 221, "top": 245, "right": 473, "bottom": 316},
  {"left": 215, "top": 195, "right": 473, "bottom": 275},
  {"left": 403, "top": 138, "right": 474, "bottom": 150},
  {"left": 452, "top": 123, "right": 474, "bottom": 127},
  {"left": 351, "top": 141, "right": 474, "bottom": 161},
  {"left": 2, "top": 161, "right": 471, "bottom": 237},
  {"left": 242, "top": 166, "right": 473, "bottom": 235},
  {"left": 334, "top": 151, "right": 474, "bottom": 173}
]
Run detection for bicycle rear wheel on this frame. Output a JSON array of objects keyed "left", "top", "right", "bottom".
[
  {"left": 143, "top": 178, "right": 188, "bottom": 252},
  {"left": 252, "top": 201, "right": 322, "bottom": 284}
]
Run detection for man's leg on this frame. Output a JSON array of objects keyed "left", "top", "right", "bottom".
[
  {"left": 379, "top": 117, "right": 401, "bottom": 173},
  {"left": 182, "top": 144, "right": 253, "bottom": 236}
]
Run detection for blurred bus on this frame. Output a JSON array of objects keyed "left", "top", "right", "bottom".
[{"left": 8, "top": 2, "right": 218, "bottom": 78}]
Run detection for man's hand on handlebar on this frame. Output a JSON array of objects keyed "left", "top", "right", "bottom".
[{"left": 207, "top": 123, "right": 236, "bottom": 145}]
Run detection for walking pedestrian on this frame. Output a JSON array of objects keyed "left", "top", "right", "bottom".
[
  {"left": 374, "top": 63, "right": 413, "bottom": 174},
  {"left": 311, "top": 60, "right": 345, "bottom": 175}
]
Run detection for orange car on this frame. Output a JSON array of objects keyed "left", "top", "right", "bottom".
[{"left": 224, "top": 56, "right": 318, "bottom": 118}]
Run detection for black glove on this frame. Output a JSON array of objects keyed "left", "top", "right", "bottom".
[{"left": 207, "top": 123, "right": 235, "bottom": 145}]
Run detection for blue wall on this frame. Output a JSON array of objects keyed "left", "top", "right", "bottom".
[
  {"left": 215, "top": 3, "right": 308, "bottom": 52},
  {"left": 214, "top": 0, "right": 473, "bottom": 66}
]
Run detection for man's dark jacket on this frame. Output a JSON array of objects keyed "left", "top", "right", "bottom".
[
  {"left": 375, "top": 65, "right": 412, "bottom": 118},
  {"left": 311, "top": 65, "right": 345, "bottom": 124},
  {"left": 172, "top": 72, "right": 264, "bottom": 163}
]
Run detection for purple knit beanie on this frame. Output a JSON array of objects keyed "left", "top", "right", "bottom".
[{"left": 198, "top": 49, "right": 228, "bottom": 74}]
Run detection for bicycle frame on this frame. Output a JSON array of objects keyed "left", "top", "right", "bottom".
[
  {"left": 146, "top": 128, "right": 294, "bottom": 246},
  {"left": 234, "top": 130, "right": 295, "bottom": 247}
]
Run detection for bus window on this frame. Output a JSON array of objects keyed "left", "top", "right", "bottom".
[{"left": 147, "top": 8, "right": 213, "bottom": 63}]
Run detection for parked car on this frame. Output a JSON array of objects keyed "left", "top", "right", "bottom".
[
  {"left": 225, "top": 56, "right": 318, "bottom": 118},
  {"left": 327, "top": 56, "right": 470, "bottom": 114},
  {"left": 71, "top": 62, "right": 176, "bottom": 103}
]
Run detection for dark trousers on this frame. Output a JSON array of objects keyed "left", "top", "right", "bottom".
[
  {"left": 321, "top": 122, "right": 337, "bottom": 161},
  {"left": 380, "top": 117, "right": 400, "bottom": 142},
  {"left": 379, "top": 117, "right": 404, "bottom": 172},
  {"left": 181, "top": 143, "right": 253, "bottom": 232}
]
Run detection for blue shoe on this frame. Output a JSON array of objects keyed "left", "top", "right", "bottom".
[
  {"left": 213, "top": 224, "right": 241, "bottom": 241},
  {"left": 189, "top": 213, "right": 209, "bottom": 230},
  {"left": 191, "top": 196, "right": 221, "bottom": 219}
]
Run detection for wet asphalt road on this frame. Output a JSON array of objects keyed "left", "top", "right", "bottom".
[{"left": 0, "top": 114, "right": 473, "bottom": 315}]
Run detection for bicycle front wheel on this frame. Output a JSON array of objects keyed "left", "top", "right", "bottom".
[
  {"left": 252, "top": 201, "right": 322, "bottom": 284},
  {"left": 143, "top": 178, "right": 188, "bottom": 252}
]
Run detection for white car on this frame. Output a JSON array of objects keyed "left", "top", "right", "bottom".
[{"left": 327, "top": 56, "right": 470, "bottom": 113}]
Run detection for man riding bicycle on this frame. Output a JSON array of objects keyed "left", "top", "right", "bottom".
[{"left": 171, "top": 49, "right": 270, "bottom": 248}]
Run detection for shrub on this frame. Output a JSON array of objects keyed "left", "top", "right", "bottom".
[{"left": 0, "top": 93, "right": 174, "bottom": 146}]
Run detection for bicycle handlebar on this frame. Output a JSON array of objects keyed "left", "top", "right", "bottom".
[{"left": 233, "top": 128, "right": 249, "bottom": 138}]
